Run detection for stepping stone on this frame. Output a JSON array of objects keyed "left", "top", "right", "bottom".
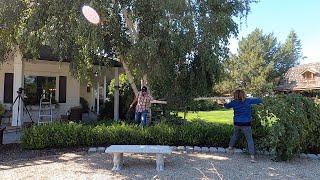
[
  {"left": 217, "top": 147, "right": 226, "bottom": 153},
  {"left": 234, "top": 149, "right": 243, "bottom": 154},
  {"left": 88, "top": 147, "right": 97, "bottom": 153},
  {"left": 201, "top": 147, "right": 209, "bottom": 153},
  {"left": 170, "top": 146, "right": 178, "bottom": 151},
  {"left": 299, "top": 153, "right": 308, "bottom": 158},
  {"left": 97, "top": 147, "right": 106, "bottom": 153},
  {"left": 307, "top": 154, "right": 319, "bottom": 160},
  {"left": 185, "top": 146, "right": 194, "bottom": 153},
  {"left": 177, "top": 146, "right": 185, "bottom": 151},
  {"left": 194, "top": 146, "right": 201, "bottom": 152},
  {"left": 209, "top": 147, "right": 218, "bottom": 153},
  {"left": 226, "top": 148, "right": 234, "bottom": 153}
]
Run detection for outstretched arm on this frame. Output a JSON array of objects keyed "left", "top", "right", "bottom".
[
  {"left": 130, "top": 95, "right": 138, "bottom": 109},
  {"left": 248, "top": 98, "right": 263, "bottom": 105},
  {"left": 223, "top": 100, "right": 234, "bottom": 109},
  {"left": 150, "top": 95, "right": 167, "bottom": 104},
  {"left": 151, "top": 100, "right": 167, "bottom": 104}
]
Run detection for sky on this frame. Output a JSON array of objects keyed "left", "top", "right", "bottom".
[{"left": 229, "top": 0, "right": 320, "bottom": 64}]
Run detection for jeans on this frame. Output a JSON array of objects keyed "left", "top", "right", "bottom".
[
  {"left": 135, "top": 110, "right": 148, "bottom": 126},
  {"left": 229, "top": 126, "right": 255, "bottom": 155}
]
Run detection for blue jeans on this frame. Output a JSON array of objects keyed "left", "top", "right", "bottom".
[
  {"left": 229, "top": 126, "right": 255, "bottom": 155},
  {"left": 135, "top": 110, "right": 148, "bottom": 126}
]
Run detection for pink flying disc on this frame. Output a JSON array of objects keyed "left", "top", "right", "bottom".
[{"left": 82, "top": 5, "right": 100, "bottom": 25}]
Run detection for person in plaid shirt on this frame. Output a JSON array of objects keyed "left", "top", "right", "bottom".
[{"left": 130, "top": 86, "right": 153, "bottom": 127}]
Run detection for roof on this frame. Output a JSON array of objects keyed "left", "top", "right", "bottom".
[
  {"left": 300, "top": 68, "right": 319, "bottom": 75},
  {"left": 277, "top": 63, "right": 320, "bottom": 91},
  {"left": 24, "top": 45, "right": 122, "bottom": 67}
]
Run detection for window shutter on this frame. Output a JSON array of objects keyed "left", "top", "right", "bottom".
[
  {"left": 4, "top": 73, "right": 14, "bottom": 103},
  {"left": 59, "top": 76, "right": 67, "bottom": 103}
]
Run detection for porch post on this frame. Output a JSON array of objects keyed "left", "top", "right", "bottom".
[
  {"left": 12, "top": 48, "right": 24, "bottom": 127},
  {"left": 103, "top": 76, "right": 107, "bottom": 102},
  {"left": 97, "top": 83, "right": 100, "bottom": 115},
  {"left": 114, "top": 67, "right": 119, "bottom": 121}
]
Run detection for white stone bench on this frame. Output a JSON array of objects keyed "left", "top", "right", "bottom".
[{"left": 105, "top": 145, "right": 172, "bottom": 171}]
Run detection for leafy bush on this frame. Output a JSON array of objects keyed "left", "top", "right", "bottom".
[
  {"left": 160, "top": 114, "right": 187, "bottom": 126},
  {"left": 22, "top": 120, "right": 234, "bottom": 150},
  {"left": 252, "top": 94, "right": 320, "bottom": 161},
  {"left": 188, "top": 100, "right": 223, "bottom": 111}
]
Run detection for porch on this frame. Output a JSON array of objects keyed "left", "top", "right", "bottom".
[{"left": 0, "top": 47, "right": 123, "bottom": 144}]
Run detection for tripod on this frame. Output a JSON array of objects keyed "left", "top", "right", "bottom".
[{"left": 12, "top": 88, "right": 34, "bottom": 127}]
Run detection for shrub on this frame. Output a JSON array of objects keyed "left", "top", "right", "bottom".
[
  {"left": 80, "top": 97, "right": 90, "bottom": 113},
  {"left": 188, "top": 100, "right": 223, "bottom": 111},
  {"left": 252, "top": 94, "right": 320, "bottom": 161},
  {"left": 160, "top": 114, "right": 187, "bottom": 126},
  {"left": 22, "top": 120, "right": 234, "bottom": 150}
]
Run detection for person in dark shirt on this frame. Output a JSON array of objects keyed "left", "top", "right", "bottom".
[{"left": 224, "top": 89, "right": 262, "bottom": 163}]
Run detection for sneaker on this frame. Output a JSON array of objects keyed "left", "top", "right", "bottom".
[{"left": 250, "top": 155, "right": 257, "bottom": 163}]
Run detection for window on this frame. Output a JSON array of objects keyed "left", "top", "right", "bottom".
[
  {"left": 59, "top": 76, "right": 67, "bottom": 103},
  {"left": 24, "top": 76, "right": 56, "bottom": 105},
  {"left": 3, "top": 73, "right": 13, "bottom": 103},
  {"left": 87, "top": 84, "right": 91, "bottom": 93},
  {"left": 303, "top": 71, "right": 314, "bottom": 80}
]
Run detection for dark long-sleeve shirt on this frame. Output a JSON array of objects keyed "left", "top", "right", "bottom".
[{"left": 224, "top": 98, "right": 263, "bottom": 126}]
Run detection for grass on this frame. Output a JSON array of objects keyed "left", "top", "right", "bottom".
[{"left": 178, "top": 110, "right": 234, "bottom": 125}]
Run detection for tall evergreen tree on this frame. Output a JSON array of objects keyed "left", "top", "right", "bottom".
[{"left": 216, "top": 28, "right": 302, "bottom": 95}]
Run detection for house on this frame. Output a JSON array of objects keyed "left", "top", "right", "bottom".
[
  {"left": 277, "top": 63, "right": 320, "bottom": 97},
  {"left": 0, "top": 46, "right": 122, "bottom": 127}
]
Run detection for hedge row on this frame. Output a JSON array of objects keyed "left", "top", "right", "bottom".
[{"left": 22, "top": 120, "right": 236, "bottom": 150}]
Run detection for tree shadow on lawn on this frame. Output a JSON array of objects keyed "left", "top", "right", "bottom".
[{"left": 1, "top": 147, "right": 319, "bottom": 179}]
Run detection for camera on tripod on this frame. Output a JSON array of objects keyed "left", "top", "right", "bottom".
[{"left": 17, "top": 87, "right": 24, "bottom": 94}]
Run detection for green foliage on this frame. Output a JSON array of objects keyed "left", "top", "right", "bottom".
[
  {"left": 21, "top": 118, "right": 234, "bottom": 149},
  {"left": 188, "top": 100, "right": 224, "bottom": 111},
  {"left": 216, "top": 29, "right": 302, "bottom": 95},
  {"left": 0, "top": 0, "right": 130, "bottom": 83},
  {"left": 252, "top": 94, "right": 320, "bottom": 161},
  {"left": 80, "top": 97, "right": 89, "bottom": 113},
  {"left": 0, "top": 0, "right": 254, "bottom": 110},
  {"left": 100, "top": 74, "right": 135, "bottom": 120},
  {"left": 129, "top": 0, "right": 254, "bottom": 109},
  {"left": 0, "top": 102, "right": 5, "bottom": 116}
]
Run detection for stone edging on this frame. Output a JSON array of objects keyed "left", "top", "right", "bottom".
[{"left": 87, "top": 146, "right": 320, "bottom": 160}]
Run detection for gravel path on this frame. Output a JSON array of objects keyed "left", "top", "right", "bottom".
[{"left": 1, "top": 151, "right": 319, "bottom": 180}]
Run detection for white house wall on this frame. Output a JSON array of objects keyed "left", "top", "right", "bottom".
[{"left": 0, "top": 59, "right": 80, "bottom": 122}]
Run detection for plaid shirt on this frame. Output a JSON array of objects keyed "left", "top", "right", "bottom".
[{"left": 136, "top": 92, "right": 152, "bottom": 112}]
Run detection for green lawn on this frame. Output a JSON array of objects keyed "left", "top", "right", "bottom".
[{"left": 178, "top": 110, "right": 234, "bottom": 125}]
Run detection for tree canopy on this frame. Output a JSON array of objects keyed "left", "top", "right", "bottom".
[
  {"left": 215, "top": 28, "right": 302, "bottom": 95},
  {"left": 0, "top": 0, "right": 254, "bottom": 109}
]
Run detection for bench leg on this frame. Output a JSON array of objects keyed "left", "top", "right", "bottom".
[
  {"left": 112, "top": 153, "right": 123, "bottom": 171},
  {"left": 156, "top": 154, "right": 164, "bottom": 171}
]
